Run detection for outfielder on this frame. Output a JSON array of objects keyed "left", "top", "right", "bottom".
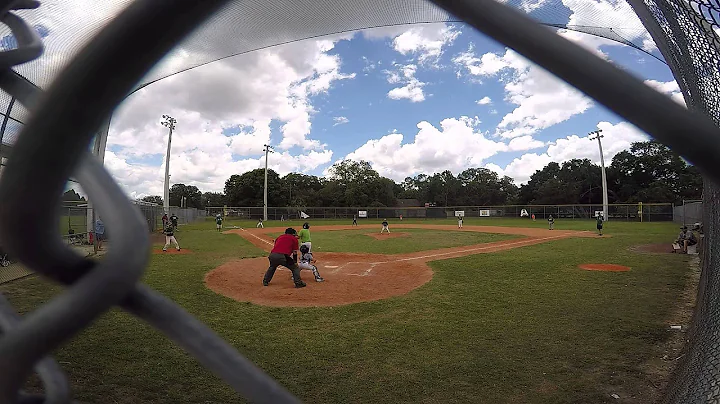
[
  {"left": 257, "top": 218, "right": 264, "bottom": 228},
  {"left": 298, "top": 244, "right": 324, "bottom": 282},
  {"left": 458, "top": 215, "right": 463, "bottom": 228},
  {"left": 548, "top": 215, "right": 555, "bottom": 230},
  {"left": 352, "top": 215, "right": 358, "bottom": 226},
  {"left": 215, "top": 214, "right": 223, "bottom": 231},
  {"left": 298, "top": 222, "right": 312, "bottom": 252},
  {"left": 380, "top": 219, "right": 390, "bottom": 234}
]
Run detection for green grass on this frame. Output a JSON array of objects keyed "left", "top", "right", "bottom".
[
  {"left": 306, "top": 228, "right": 519, "bottom": 254},
  {"left": 59, "top": 214, "right": 86, "bottom": 234},
  {"left": 3, "top": 219, "right": 692, "bottom": 403}
]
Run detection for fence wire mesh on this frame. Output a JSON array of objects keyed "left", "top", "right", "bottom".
[{"left": 0, "top": 0, "right": 716, "bottom": 403}]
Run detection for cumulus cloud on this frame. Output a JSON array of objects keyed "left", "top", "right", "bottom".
[
  {"left": 476, "top": 96, "right": 492, "bottom": 105},
  {"left": 363, "top": 23, "right": 460, "bottom": 65},
  {"left": 385, "top": 64, "right": 427, "bottom": 102},
  {"left": 454, "top": 45, "right": 593, "bottom": 138},
  {"left": 333, "top": 116, "right": 349, "bottom": 126},
  {"left": 644, "top": 79, "right": 686, "bottom": 107},
  {"left": 340, "top": 116, "right": 509, "bottom": 181},
  {"left": 488, "top": 121, "right": 649, "bottom": 184}
]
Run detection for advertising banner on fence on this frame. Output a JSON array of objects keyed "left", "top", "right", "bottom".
[
  {"left": 455, "top": 211, "right": 465, "bottom": 217},
  {"left": 358, "top": 210, "right": 368, "bottom": 218},
  {"left": 479, "top": 210, "right": 490, "bottom": 217}
]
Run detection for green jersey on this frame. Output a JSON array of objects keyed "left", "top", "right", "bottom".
[
  {"left": 216, "top": 216, "right": 223, "bottom": 224},
  {"left": 596, "top": 216, "right": 603, "bottom": 226},
  {"left": 298, "top": 228, "right": 311, "bottom": 243}
]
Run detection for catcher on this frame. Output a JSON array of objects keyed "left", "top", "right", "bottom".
[{"left": 298, "top": 244, "right": 324, "bottom": 282}]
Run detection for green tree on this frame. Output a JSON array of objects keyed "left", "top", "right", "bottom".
[
  {"left": 201, "top": 192, "right": 226, "bottom": 208},
  {"left": 282, "top": 173, "right": 324, "bottom": 206},
  {"left": 169, "top": 184, "right": 202, "bottom": 209},
  {"left": 141, "top": 195, "right": 163, "bottom": 205},
  {"left": 224, "top": 169, "right": 285, "bottom": 206}
]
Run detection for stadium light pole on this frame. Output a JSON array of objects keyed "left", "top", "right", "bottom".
[
  {"left": 589, "top": 129, "right": 609, "bottom": 221},
  {"left": 161, "top": 115, "right": 177, "bottom": 215},
  {"left": 263, "top": 144, "right": 274, "bottom": 221}
]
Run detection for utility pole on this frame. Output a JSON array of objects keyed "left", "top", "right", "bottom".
[
  {"left": 263, "top": 144, "right": 274, "bottom": 221},
  {"left": 589, "top": 129, "right": 608, "bottom": 222},
  {"left": 161, "top": 115, "right": 177, "bottom": 215}
]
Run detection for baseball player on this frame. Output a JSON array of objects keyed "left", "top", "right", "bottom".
[
  {"left": 162, "top": 221, "right": 180, "bottom": 252},
  {"left": 352, "top": 215, "right": 358, "bottom": 226},
  {"left": 298, "top": 222, "right": 312, "bottom": 252},
  {"left": 548, "top": 215, "right": 555, "bottom": 230},
  {"left": 170, "top": 213, "right": 179, "bottom": 232},
  {"left": 596, "top": 213, "right": 604, "bottom": 236},
  {"left": 215, "top": 214, "right": 223, "bottom": 231},
  {"left": 298, "top": 244, "right": 324, "bottom": 282},
  {"left": 458, "top": 215, "right": 463, "bottom": 228},
  {"left": 256, "top": 218, "right": 264, "bottom": 228},
  {"left": 263, "top": 228, "right": 305, "bottom": 288},
  {"left": 380, "top": 219, "right": 390, "bottom": 234}
]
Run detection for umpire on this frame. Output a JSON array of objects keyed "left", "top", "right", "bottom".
[{"left": 263, "top": 228, "right": 306, "bottom": 288}]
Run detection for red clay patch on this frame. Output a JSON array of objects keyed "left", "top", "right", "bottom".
[
  {"left": 365, "top": 232, "right": 409, "bottom": 240},
  {"left": 152, "top": 248, "right": 192, "bottom": 255},
  {"left": 632, "top": 243, "right": 674, "bottom": 254},
  {"left": 206, "top": 225, "right": 595, "bottom": 307},
  {"left": 579, "top": 263, "right": 630, "bottom": 272}
]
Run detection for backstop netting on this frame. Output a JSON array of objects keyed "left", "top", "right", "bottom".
[{"left": 0, "top": 0, "right": 717, "bottom": 403}]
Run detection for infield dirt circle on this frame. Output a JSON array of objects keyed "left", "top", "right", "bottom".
[{"left": 205, "top": 224, "right": 596, "bottom": 307}]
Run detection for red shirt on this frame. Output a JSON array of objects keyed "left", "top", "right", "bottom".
[{"left": 271, "top": 234, "right": 298, "bottom": 255}]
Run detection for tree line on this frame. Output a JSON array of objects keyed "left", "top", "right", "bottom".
[{"left": 139, "top": 140, "right": 703, "bottom": 209}]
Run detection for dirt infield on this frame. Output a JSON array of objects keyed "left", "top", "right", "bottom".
[
  {"left": 205, "top": 224, "right": 596, "bottom": 307},
  {"left": 579, "top": 263, "right": 631, "bottom": 272},
  {"left": 365, "top": 232, "right": 409, "bottom": 240}
]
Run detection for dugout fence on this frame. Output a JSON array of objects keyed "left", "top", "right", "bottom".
[{"left": 208, "top": 203, "right": 674, "bottom": 222}]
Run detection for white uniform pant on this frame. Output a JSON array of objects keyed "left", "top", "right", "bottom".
[
  {"left": 381, "top": 225, "right": 390, "bottom": 233},
  {"left": 257, "top": 222, "right": 264, "bottom": 228},
  {"left": 164, "top": 235, "right": 179, "bottom": 250},
  {"left": 301, "top": 242, "right": 312, "bottom": 252},
  {"left": 299, "top": 261, "right": 322, "bottom": 279}
]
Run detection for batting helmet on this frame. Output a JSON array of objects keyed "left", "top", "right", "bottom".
[
  {"left": 285, "top": 228, "right": 297, "bottom": 235},
  {"left": 303, "top": 222, "right": 309, "bottom": 229},
  {"left": 300, "top": 244, "right": 310, "bottom": 254}
]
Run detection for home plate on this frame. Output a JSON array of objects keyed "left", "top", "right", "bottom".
[{"left": 325, "top": 265, "right": 339, "bottom": 268}]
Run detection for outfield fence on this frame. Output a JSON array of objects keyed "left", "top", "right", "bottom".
[{"left": 207, "top": 203, "right": 674, "bottom": 222}]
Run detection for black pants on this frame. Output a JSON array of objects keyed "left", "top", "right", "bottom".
[{"left": 264, "top": 252, "right": 303, "bottom": 285}]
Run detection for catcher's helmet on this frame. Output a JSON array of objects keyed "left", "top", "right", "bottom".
[
  {"left": 300, "top": 244, "right": 310, "bottom": 254},
  {"left": 303, "top": 222, "right": 309, "bottom": 229}
]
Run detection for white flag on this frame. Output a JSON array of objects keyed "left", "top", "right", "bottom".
[{"left": 300, "top": 211, "right": 310, "bottom": 219}]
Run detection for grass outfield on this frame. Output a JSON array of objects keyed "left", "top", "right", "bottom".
[{"left": 4, "top": 219, "right": 692, "bottom": 403}]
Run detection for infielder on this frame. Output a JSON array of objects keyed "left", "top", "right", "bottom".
[
  {"left": 298, "top": 222, "right": 312, "bottom": 252},
  {"left": 263, "top": 228, "right": 305, "bottom": 288},
  {"left": 298, "top": 244, "right": 324, "bottom": 282},
  {"left": 596, "top": 214, "right": 604, "bottom": 236},
  {"left": 257, "top": 218, "right": 264, "bottom": 228},
  {"left": 380, "top": 219, "right": 390, "bottom": 234},
  {"left": 548, "top": 215, "right": 555, "bottom": 230},
  {"left": 215, "top": 214, "right": 223, "bottom": 231},
  {"left": 458, "top": 215, "right": 463, "bottom": 228},
  {"left": 352, "top": 215, "right": 358, "bottom": 226}
]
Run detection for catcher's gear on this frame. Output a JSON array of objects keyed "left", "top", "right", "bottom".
[{"left": 300, "top": 244, "right": 310, "bottom": 254}]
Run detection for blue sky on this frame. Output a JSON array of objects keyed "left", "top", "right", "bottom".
[{"left": 99, "top": 13, "right": 683, "bottom": 198}]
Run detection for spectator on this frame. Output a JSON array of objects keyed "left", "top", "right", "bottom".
[
  {"left": 95, "top": 217, "right": 105, "bottom": 251},
  {"left": 675, "top": 226, "right": 698, "bottom": 254}
]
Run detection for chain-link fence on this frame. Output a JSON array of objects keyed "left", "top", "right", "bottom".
[
  {"left": 209, "top": 203, "right": 674, "bottom": 222},
  {"left": 673, "top": 200, "right": 703, "bottom": 226}
]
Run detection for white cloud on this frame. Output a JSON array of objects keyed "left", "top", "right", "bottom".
[
  {"left": 340, "top": 116, "right": 508, "bottom": 181},
  {"left": 385, "top": 64, "right": 427, "bottom": 102},
  {"left": 507, "top": 135, "right": 545, "bottom": 152},
  {"left": 362, "top": 23, "right": 459, "bottom": 65},
  {"left": 476, "top": 96, "right": 492, "bottom": 105},
  {"left": 454, "top": 45, "right": 593, "bottom": 138},
  {"left": 333, "top": 116, "right": 349, "bottom": 126},
  {"left": 489, "top": 121, "right": 649, "bottom": 184},
  {"left": 644, "top": 79, "right": 686, "bottom": 107}
]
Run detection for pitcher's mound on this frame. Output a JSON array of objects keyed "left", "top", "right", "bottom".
[
  {"left": 153, "top": 248, "right": 192, "bottom": 255},
  {"left": 205, "top": 252, "right": 432, "bottom": 307},
  {"left": 579, "top": 263, "right": 630, "bottom": 272},
  {"left": 365, "top": 232, "right": 409, "bottom": 240}
]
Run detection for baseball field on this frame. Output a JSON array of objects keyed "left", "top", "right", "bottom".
[{"left": 3, "top": 217, "right": 695, "bottom": 403}]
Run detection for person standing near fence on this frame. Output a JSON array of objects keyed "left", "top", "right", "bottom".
[
  {"left": 161, "top": 213, "right": 168, "bottom": 231},
  {"left": 170, "top": 213, "right": 179, "bottom": 232},
  {"left": 548, "top": 215, "right": 554, "bottom": 230},
  {"left": 95, "top": 217, "right": 105, "bottom": 251}
]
